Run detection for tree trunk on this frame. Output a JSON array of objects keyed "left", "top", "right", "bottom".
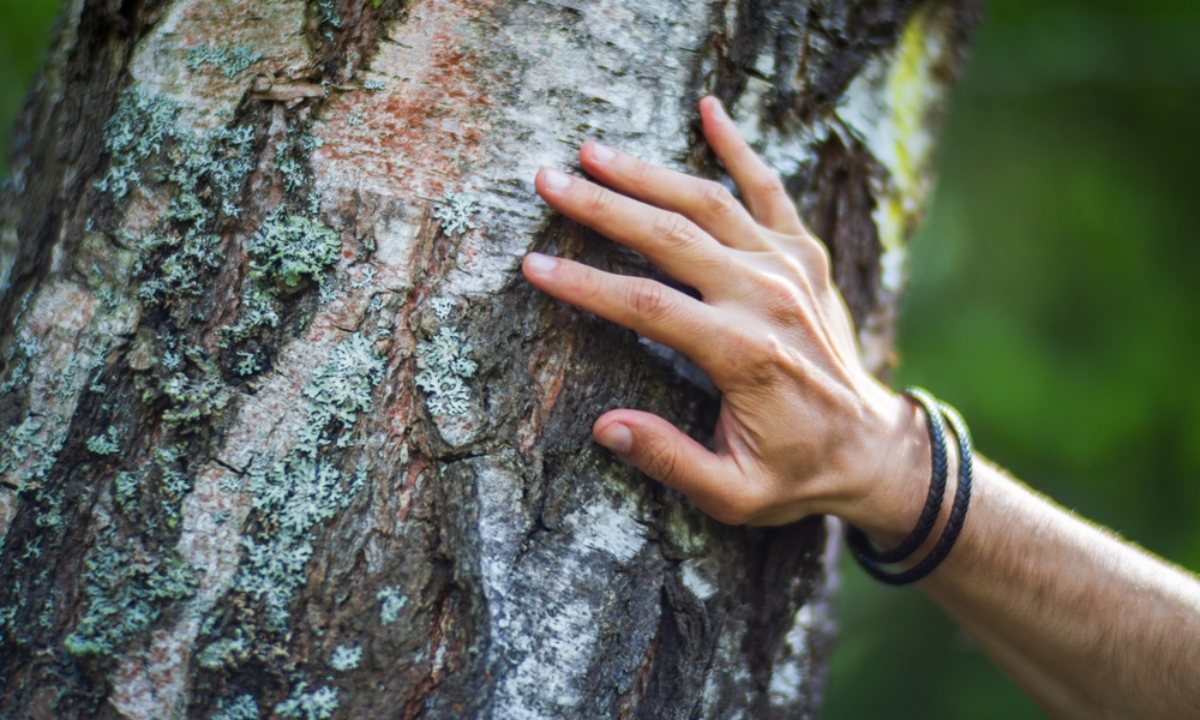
[{"left": 0, "top": 0, "right": 976, "bottom": 717}]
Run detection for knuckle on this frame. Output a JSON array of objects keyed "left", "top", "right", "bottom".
[
  {"left": 758, "top": 273, "right": 802, "bottom": 323},
  {"left": 628, "top": 280, "right": 673, "bottom": 323},
  {"left": 699, "top": 181, "right": 737, "bottom": 217},
  {"left": 586, "top": 186, "right": 616, "bottom": 215},
  {"left": 652, "top": 212, "right": 699, "bottom": 250},
  {"left": 753, "top": 175, "right": 788, "bottom": 201},
  {"left": 801, "top": 239, "right": 833, "bottom": 284},
  {"left": 629, "top": 157, "right": 654, "bottom": 185},
  {"left": 560, "top": 265, "right": 594, "bottom": 299},
  {"left": 723, "top": 328, "right": 775, "bottom": 381},
  {"left": 642, "top": 439, "right": 680, "bottom": 485}
]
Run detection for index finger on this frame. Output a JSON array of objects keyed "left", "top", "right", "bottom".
[{"left": 522, "top": 252, "right": 734, "bottom": 382}]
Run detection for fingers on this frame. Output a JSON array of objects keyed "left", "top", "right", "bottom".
[
  {"left": 593, "top": 409, "right": 760, "bottom": 525},
  {"left": 698, "top": 96, "right": 807, "bottom": 236},
  {"left": 535, "top": 167, "right": 732, "bottom": 296},
  {"left": 576, "top": 140, "right": 769, "bottom": 252},
  {"left": 522, "top": 252, "right": 728, "bottom": 374}
]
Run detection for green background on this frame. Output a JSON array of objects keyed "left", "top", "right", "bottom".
[{"left": 2, "top": 0, "right": 1197, "bottom": 717}]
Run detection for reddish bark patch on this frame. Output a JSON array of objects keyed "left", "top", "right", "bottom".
[
  {"left": 517, "top": 326, "right": 578, "bottom": 454},
  {"left": 312, "top": 0, "right": 497, "bottom": 200}
]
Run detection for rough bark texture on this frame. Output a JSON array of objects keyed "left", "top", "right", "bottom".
[{"left": 0, "top": 0, "right": 976, "bottom": 718}]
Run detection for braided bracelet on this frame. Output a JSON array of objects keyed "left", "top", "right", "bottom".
[
  {"left": 845, "top": 388, "right": 948, "bottom": 564},
  {"left": 846, "top": 389, "right": 975, "bottom": 586}
]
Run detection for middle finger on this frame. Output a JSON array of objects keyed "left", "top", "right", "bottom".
[{"left": 536, "top": 167, "right": 734, "bottom": 298}]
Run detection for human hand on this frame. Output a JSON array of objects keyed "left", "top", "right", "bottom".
[{"left": 523, "top": 96, "right": 929, "bottom": 535}]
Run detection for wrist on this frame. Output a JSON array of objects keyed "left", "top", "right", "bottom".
[{"left": 834, "top": 381, "right": 939, "bottom": 545}]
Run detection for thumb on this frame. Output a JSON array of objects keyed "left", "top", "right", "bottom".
[{"left": 593, "top": 409, "right": 751, "bottom": 524}]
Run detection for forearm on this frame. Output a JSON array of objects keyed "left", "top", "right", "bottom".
[{"left": 906, "top": 459, "right": 1200, "bottom": 718}]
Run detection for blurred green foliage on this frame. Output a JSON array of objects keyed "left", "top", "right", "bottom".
[
  {"left": 1, "top": 0, "right": 1197, "bottom": 718},
  {"left": 0, "top": 0, "right": 60, "bottom": 173}
]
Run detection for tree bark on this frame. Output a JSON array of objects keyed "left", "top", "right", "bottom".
[{"left": 0, "top": 0, "right": 976, "bottom": 718}]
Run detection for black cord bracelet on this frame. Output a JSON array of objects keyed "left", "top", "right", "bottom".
[
  {"left": 846, "top": 391, "right": 975, "bottom": 586},
  {"left": 845, "top": 388, "right": 948, "bottom": 564}
]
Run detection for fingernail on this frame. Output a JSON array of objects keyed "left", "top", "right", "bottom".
[
  {"left": 542, "top": 168, "right": 571, "bottom": 191},
  {"left": 596, "top": 423, "right": 633, "bottom": 454},
  {"left": 710, "top": 97, "right": 730, "bottom": 121},
  {"left": 590, "top": 143, "right": 615, "bottom": 163},
  {"left": 525, "top": 252, "right": 558, "bottom": 276}
]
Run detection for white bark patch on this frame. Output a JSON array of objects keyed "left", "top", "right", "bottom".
[
  {"left": 128, "top": 0, "right": 310, "bottom": 126},
  {"left": 730, "top": 56, "right": 816, "bottom": 189},
  {"left": 680, "top": 557, "right": 719, "bottom": 601},
  {"left": 474, "top": 455, "right": 653, "bottom": 719},
  {"left": 767, "top": 603, "right": 813, "bottom": 707},
  {"left": 110, "top": 626, "right": 196, "bottom": 719},
  {"left": 0, "top": 280, "right": 98, "bottom": 540},
  {"left": 837, "top": 4, "right": 957, "bottom": 287},
  {"left": 561, "top": 487, "right": 647, "bottom": 564},
  {"left": 701, "top": 613, "right": 753, "bottom": 720}
]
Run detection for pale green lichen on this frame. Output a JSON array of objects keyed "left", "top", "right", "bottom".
[
  {"left": 158, "top": 354, "right": 230, "bottom": 431},
  {"left": 316, "top": 0, "right": 342, "bottom": 29},
  {"left": 6, "top": 418, "right": 70, "bottom": 532},
  {"left": 150, "top": 441, "right": 192, "bottom": 530},
  {"left": 212, "top": 693, "right": 260, "bottom": 720},
  {"left": 350, "top": 265, "right": 378, "bottom": 289},
  {"left": 429, "top": 297, "right": 455, "bottom": 321},
  {"left": 94, "top": 89, "right": 182, "bottom": 201},
  {"left": 362, "top": 79, "right": 386, "bottom": 91},
  {"left": 298, "top": 334, "right": 387, "bottom": 448},
  {"left": 0, "top": 335, "right": 37, "bottom": 395},
  {"left": 414, "top": 326, "right": 477, "bottom": 417},
  {"left": 220, "top": 201, "right": 341, "bottom": 352},
  {"left": 432, "top": 191, "right": 479, "bottom": 236},
  {"left": 275, "top": 683, "right": 338, "bottom": 720},
  {"left": 235, "top": 457, "right": 356, "bottom": 629},
  {"left": 19, "top": 537, "right": 42, "bottom": 560},
  {"left": 187, "top": 44, "right": 264, "bottom": 79},
  {"left": 113, "top": 470, "right": 140, "bottom": 517},
  {"left": 111, "top": 445, "right": 191, "bottom": 533},
  {"left": 85, "top": 426, "right": 121, "bottom": 456},
  {"left": 219, "top": 285, "right": 281, "bottom": 347},
  {"left": 11, "top": 84, "right": 337, "bottom": 675},
  {"left": 376, "top": 585, "right": 406, "bottom": 625},
  {"left": 276, "top": 130, "right": 320, "bottom": 194},
  {"left": 134, "top": 232, "right": 223, "bottom": 305},
  {"left": 234, "top": 351, "right": 261, "bottom": 377},
  {"left": 225, "top": 335, "right": 382, "bottom": 632},
  {"left": 64, "top": 528, "right": 197, "bottom": 658},
  {"left": 0, "top": 416, "right": 43, "bottom": 477},
  {"left": 328, "top": 644, "right": 362, "bottom": 671},
  {"left": 196, "top": 631, "right": 250, "bottom": 669},
  {"left": 248, "top": 213, "right": 341, "bottom": 291},
  {"left": 98, "top": 87, "right": 256, "bottom": 302}
]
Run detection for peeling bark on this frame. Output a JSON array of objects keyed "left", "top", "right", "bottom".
[{"left": 0, "top": 0, "right": 977, "bottom": 718}]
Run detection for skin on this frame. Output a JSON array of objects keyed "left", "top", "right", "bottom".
[{"left": 521, "top": 95, "right": 1200, "bottom": 719}]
